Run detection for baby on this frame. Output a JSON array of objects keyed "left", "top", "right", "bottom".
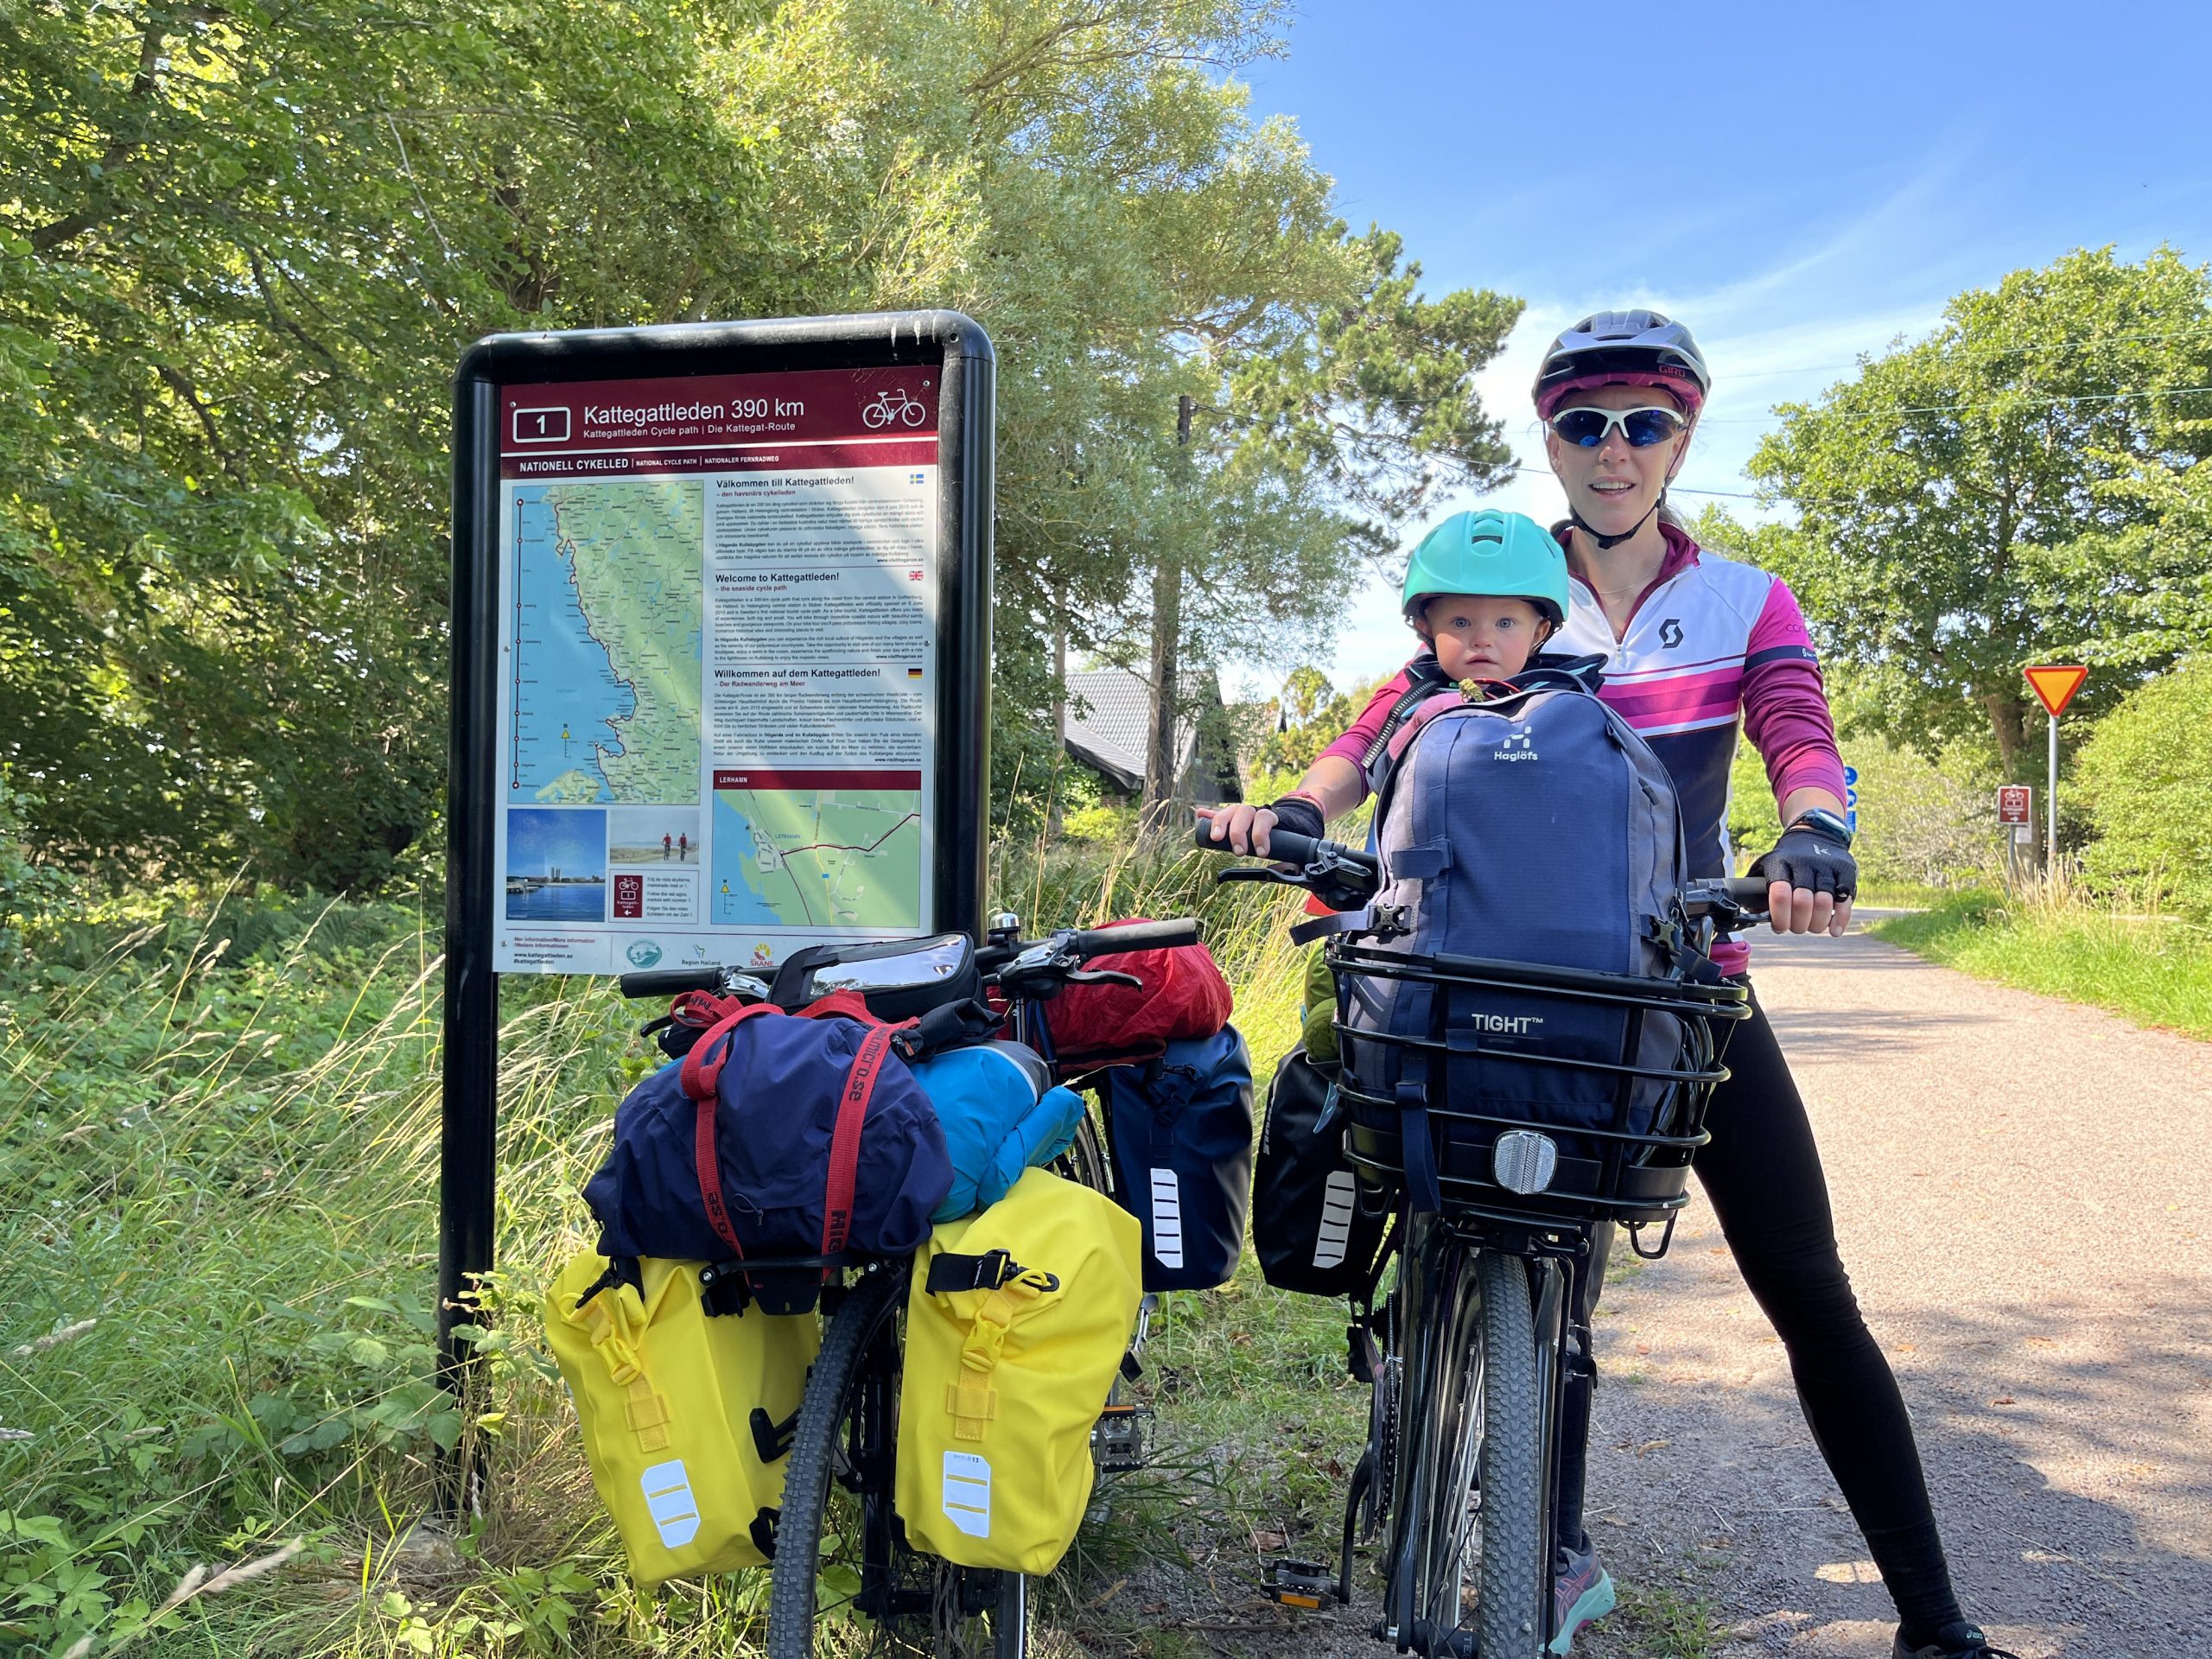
[{"left": 1203, "top": 507, "right": 1570, "bottom": 855}]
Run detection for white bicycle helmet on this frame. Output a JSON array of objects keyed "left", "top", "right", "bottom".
[{"left": 1534, "top": 310, "right": 1711, "bottom": 419}]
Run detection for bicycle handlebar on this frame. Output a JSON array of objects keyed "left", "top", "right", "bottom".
[
  {"left": 1065, "top": 918, "right": 1200, "bottom": 957},
  {"left": 1192, "top": 820, "right": 1380, "bottom": 874},
  {"left": 618, "top": 967, "right": 724, "bottom": 1000}
]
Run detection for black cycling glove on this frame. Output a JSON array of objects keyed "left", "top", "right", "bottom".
[
  {"left": 1262, "top": 794, "right": 1326, "bottom": 842},
  {"left": 1751, "top": 822, "right": 1859, "bottom": 902}
]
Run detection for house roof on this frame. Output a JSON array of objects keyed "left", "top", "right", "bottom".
[{"left": 1062, "top": 667, "right": 1194, "bottom": 794}]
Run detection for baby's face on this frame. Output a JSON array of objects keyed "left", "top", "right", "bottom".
[{"left": 1422, "top": 595, "right": 1548, "bottom": 683}]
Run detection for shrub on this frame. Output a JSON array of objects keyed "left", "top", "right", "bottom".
[{"left": 2075, "top": 658, "right": 2212, "bottom": 918}]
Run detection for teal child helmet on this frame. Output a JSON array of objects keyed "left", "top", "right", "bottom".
[{"left": 1401, "top": 508, "right": 1570, "bottom": 628}]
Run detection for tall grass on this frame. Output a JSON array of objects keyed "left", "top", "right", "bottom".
[
  {"left": 1870, "top": 874, "right": 2212, "bottom": 1040},
  {"left": 0, "top": 845, "right": 1320, "bottom": 1656}
]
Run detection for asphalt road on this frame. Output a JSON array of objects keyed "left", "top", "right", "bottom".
[
  {"left": 1571, "top": 920, "right": 2212, "bottom": 1657},
  {"left": 1277, "top": 919, "right": 2211, "bottom": 1659}
]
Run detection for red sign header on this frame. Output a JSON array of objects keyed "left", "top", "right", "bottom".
[
  {"left": 499, "top": 365, "right": 938, "bottom": 480},
  {"left": 713, "top": 770, "right": 924, "bottom": 791},
  {"left": 1997, "top": 785, "right": 2031, "bottom": 825}
]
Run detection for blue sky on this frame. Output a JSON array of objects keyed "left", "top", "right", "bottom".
[{"left": 1227, "top": 1, "right": 2212, "bottom": 692}]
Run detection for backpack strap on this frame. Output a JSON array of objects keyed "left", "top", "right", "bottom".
[
  {"left": 679, "top": 1001, "right": 785, "bottom": 1257},
  {"left": 820, "top": 1021, "right": 900, "bottom": 1261}
]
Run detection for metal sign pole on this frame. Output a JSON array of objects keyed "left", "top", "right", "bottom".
[{"left": 2046, "top": 712, "right": 2058, "bottom": 874}]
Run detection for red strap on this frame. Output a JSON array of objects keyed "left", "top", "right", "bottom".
[
  {"left": 695, "top": 1090, "right": 745, "bottom": 1257},
  {"left": 683, "top": 1002, "right": 785, "bottom": 1260},
  {"left": 820, "top": 1022, "right": 899, "bottom": 1261},
  {"left": 680, "top": 1001, "right": 783, "bottom": 1103}
]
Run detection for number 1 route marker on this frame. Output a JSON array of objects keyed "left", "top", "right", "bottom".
[{"left": 2024, "top": 664, "right": 2088, "bottom": 865}]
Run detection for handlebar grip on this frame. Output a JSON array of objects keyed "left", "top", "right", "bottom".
[
  {"left": 618, "top": 967, "right": 723, "bottom": 999},
  {"left": 1192, "top": 820, "right": 1325, "bottom": 866},
  {"left": 1727, "top": 876, "right": 1773, "bottom": 913},
  {"left": 1067, "top": 918, "right": 1201, "bottom": 957}
]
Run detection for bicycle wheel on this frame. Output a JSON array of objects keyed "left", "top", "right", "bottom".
[
  {"left": 1389, "top": 1231, "right": 1543, "bottom": 1657},
  {"left": 766, "top": 1264, "right": 1030, "bottom": 1658},
  {"left": 766, "top": 1265, "right": 905, "bottom": 1657},
  {"left": 1052, "top": 1108, "right": 1111, "bottom": 1197}
]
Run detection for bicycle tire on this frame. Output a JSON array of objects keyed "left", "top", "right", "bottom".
[
  {"left": 766, "top": 1265, "right": 906, "bottom": 1658},
  {"left": 1391, "top": 1237, "right": 1543, "bottom": 1657},
  {"left": 1468, "top": 1250, "right": 1542, "bottom": 1656}
]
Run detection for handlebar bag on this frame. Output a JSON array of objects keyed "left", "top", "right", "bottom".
[
  {"left": 543, "top": 1249, "right": 818, "bottom": 1586},
  {"left": 1039, "top": 919, "right": 1233, "bottom": 1071},
  {"left": 584, "top": 992, "right": 953, "bottom": 1311},
  {"left": 1341, "top": 683, "right": 1693, "bottom": 1209},
  {"left": 895, "top": 1168, "right": 1142, "bottom": 1574},
  {"left": 908, "top": 1040, "right": 1089, "bottom": 1224},
  {"left": 1252, "top": 1046, "right": 1390, "bottom": 1298},
  {"left": 1095, "top": 1025, "right": 1254, "bottom": 1291}
]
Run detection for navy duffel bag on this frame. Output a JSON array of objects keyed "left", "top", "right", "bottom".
[{"left": 584, "top": 991, "right": 953, "bottom": 1310}]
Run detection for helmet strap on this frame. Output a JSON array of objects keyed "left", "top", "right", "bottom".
[{"left": 1569, "top": 489, "right": 1665, "bottom": 552}]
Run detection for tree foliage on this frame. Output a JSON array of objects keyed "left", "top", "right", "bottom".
[
  {"left": 2, "top": 0, "right": 1520, "bottom": 886},
  {"left": 2074, "top": 658, "right": 2212, "bottom": 918},
  {"left": 1744, "top": 246, "right": 2212, "bottom": 775}
]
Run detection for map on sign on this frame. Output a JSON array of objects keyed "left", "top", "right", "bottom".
[
  {"left": 710, "top": 781, "right": 922, "bottom": 930},
  {"left": 509, "top": 479, "right": 702, "bottom": 804}
]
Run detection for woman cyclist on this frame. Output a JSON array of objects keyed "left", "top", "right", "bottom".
[{"left": 1210, "top": 312, "right": 2014, "bottom": 1659}]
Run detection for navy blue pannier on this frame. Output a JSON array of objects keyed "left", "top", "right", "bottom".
[{"left": 1096, "top": 1026, "right": 1254, "bottom": 1291}]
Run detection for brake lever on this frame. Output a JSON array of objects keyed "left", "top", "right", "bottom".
[
  {"left": 1214, "top": 866, "right": 1300, "bottom": 887},
  {"left": 1062, "top": 969, "right": 1141, "bottom": 989}
]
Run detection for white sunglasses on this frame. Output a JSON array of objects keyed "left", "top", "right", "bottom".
[{"left": 1546, "top": 405, "right": 1691, "bottom": 448}]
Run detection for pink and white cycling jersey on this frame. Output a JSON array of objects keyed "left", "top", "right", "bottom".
[{"left": 1321, "top": 524, "right": 1846, "bottom": 973}]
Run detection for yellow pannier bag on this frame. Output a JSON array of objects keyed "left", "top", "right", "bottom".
[
  {"left": 544, "top": 1250, "right": 818, "bottom": 1586},
  {"left": 895, "top": 1168, "right": 1142, "bottom": 1574}
]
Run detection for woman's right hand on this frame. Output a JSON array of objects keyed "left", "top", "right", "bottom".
[{"left": 1196, "top": 803, "right": 1279, "bottom": 856}]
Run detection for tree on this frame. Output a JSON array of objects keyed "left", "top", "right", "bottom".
[
  {"left": 2074, "top": 658, "right": 2212, "bottom": 918},
  {"left": 2, "top": 0, "right": 1518, "bottom": 880},
  {"left": 1745, "top": 246, "right": 2212, "bottom": 774}
]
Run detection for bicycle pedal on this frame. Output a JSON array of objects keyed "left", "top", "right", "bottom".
[
  {"left": 1264, "top": 1557, "right": 1337, "bottom": 1610},
  {"left": 1090, "top": 1403, "right": 1152, "bottom": 1471}
]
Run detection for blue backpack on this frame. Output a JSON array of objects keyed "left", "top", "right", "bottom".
[
  {"left": 907, "top": 1040, "right": 1088, "bottom": 1223},
  {"left": 1338, "top": 681, "right": 1693, "bottom": 1210},
  {"left": 1096, "top": 1026, "right": 1254, "bottom": 1291},
  {"left": 585, "top": 994, "right": 952, "bottom": 1312}
]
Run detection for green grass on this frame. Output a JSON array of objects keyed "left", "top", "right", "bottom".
[
  {"left": 1870, "top": 887, "right": 2212, "bottom": 1040},
  {"left": 0, "top": 844, "right": 1329, "bottom": 1656}
]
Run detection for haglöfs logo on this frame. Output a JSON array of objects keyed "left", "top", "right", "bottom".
[{"left": 1494, "top": 722, "right": 1538, "bottom": 762}]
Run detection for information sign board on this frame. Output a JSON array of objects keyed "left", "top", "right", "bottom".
[
  {"left": 439, "top": 315, "right": 994, "bottom": 1460},
  {"left": 1998, "top": 785, "right": 2031, "bottom": 825},
  {"left": 487, "top": 365, "right": 953, "bottom": 974}
]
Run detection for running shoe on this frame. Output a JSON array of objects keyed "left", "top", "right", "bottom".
[
  {"left": 1893, "top": 1624, "right": 2024, "bottom": 1659},
  {"left": 1547, "top": 1543, "right": 1616, "bottom": 1655}
]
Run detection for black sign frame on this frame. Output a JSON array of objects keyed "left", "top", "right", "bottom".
[{"left": 441, "top": 312, "right": 995, "bottom": 1473}]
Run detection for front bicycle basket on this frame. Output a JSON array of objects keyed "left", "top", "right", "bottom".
[{"left": 1331, "top": 941, "right": 1748, "bottom": 1224}]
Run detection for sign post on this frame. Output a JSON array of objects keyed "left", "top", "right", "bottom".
[
  {"left": 2022, "top": 664, "right": 2088, "bottom": 872},
  {"left": 441, "top": 312, "right": 995, "bottom": 1504},
  {"left": 1997, "top": 785, "right": 2032, "bottom": 887}
]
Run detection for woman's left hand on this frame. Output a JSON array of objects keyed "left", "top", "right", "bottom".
[{"left": 1751, "top": 828, "right": 1857, "bottom": 938}]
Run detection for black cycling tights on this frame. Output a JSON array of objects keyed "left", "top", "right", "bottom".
[{"left": 1550, "top": 994, "right": 1965, "bottom": 1641}]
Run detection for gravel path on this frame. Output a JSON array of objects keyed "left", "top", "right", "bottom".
[{"left": 1281, "top": 920, "right": 2212, "bottom": 1659}]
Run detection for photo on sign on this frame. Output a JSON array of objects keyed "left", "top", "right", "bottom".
[
  {"left": 505, "top": 808, "right": 608, "bottom": 922},
  {"left": 609, "top": 806, "right": 702, "bottom": 866}
]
